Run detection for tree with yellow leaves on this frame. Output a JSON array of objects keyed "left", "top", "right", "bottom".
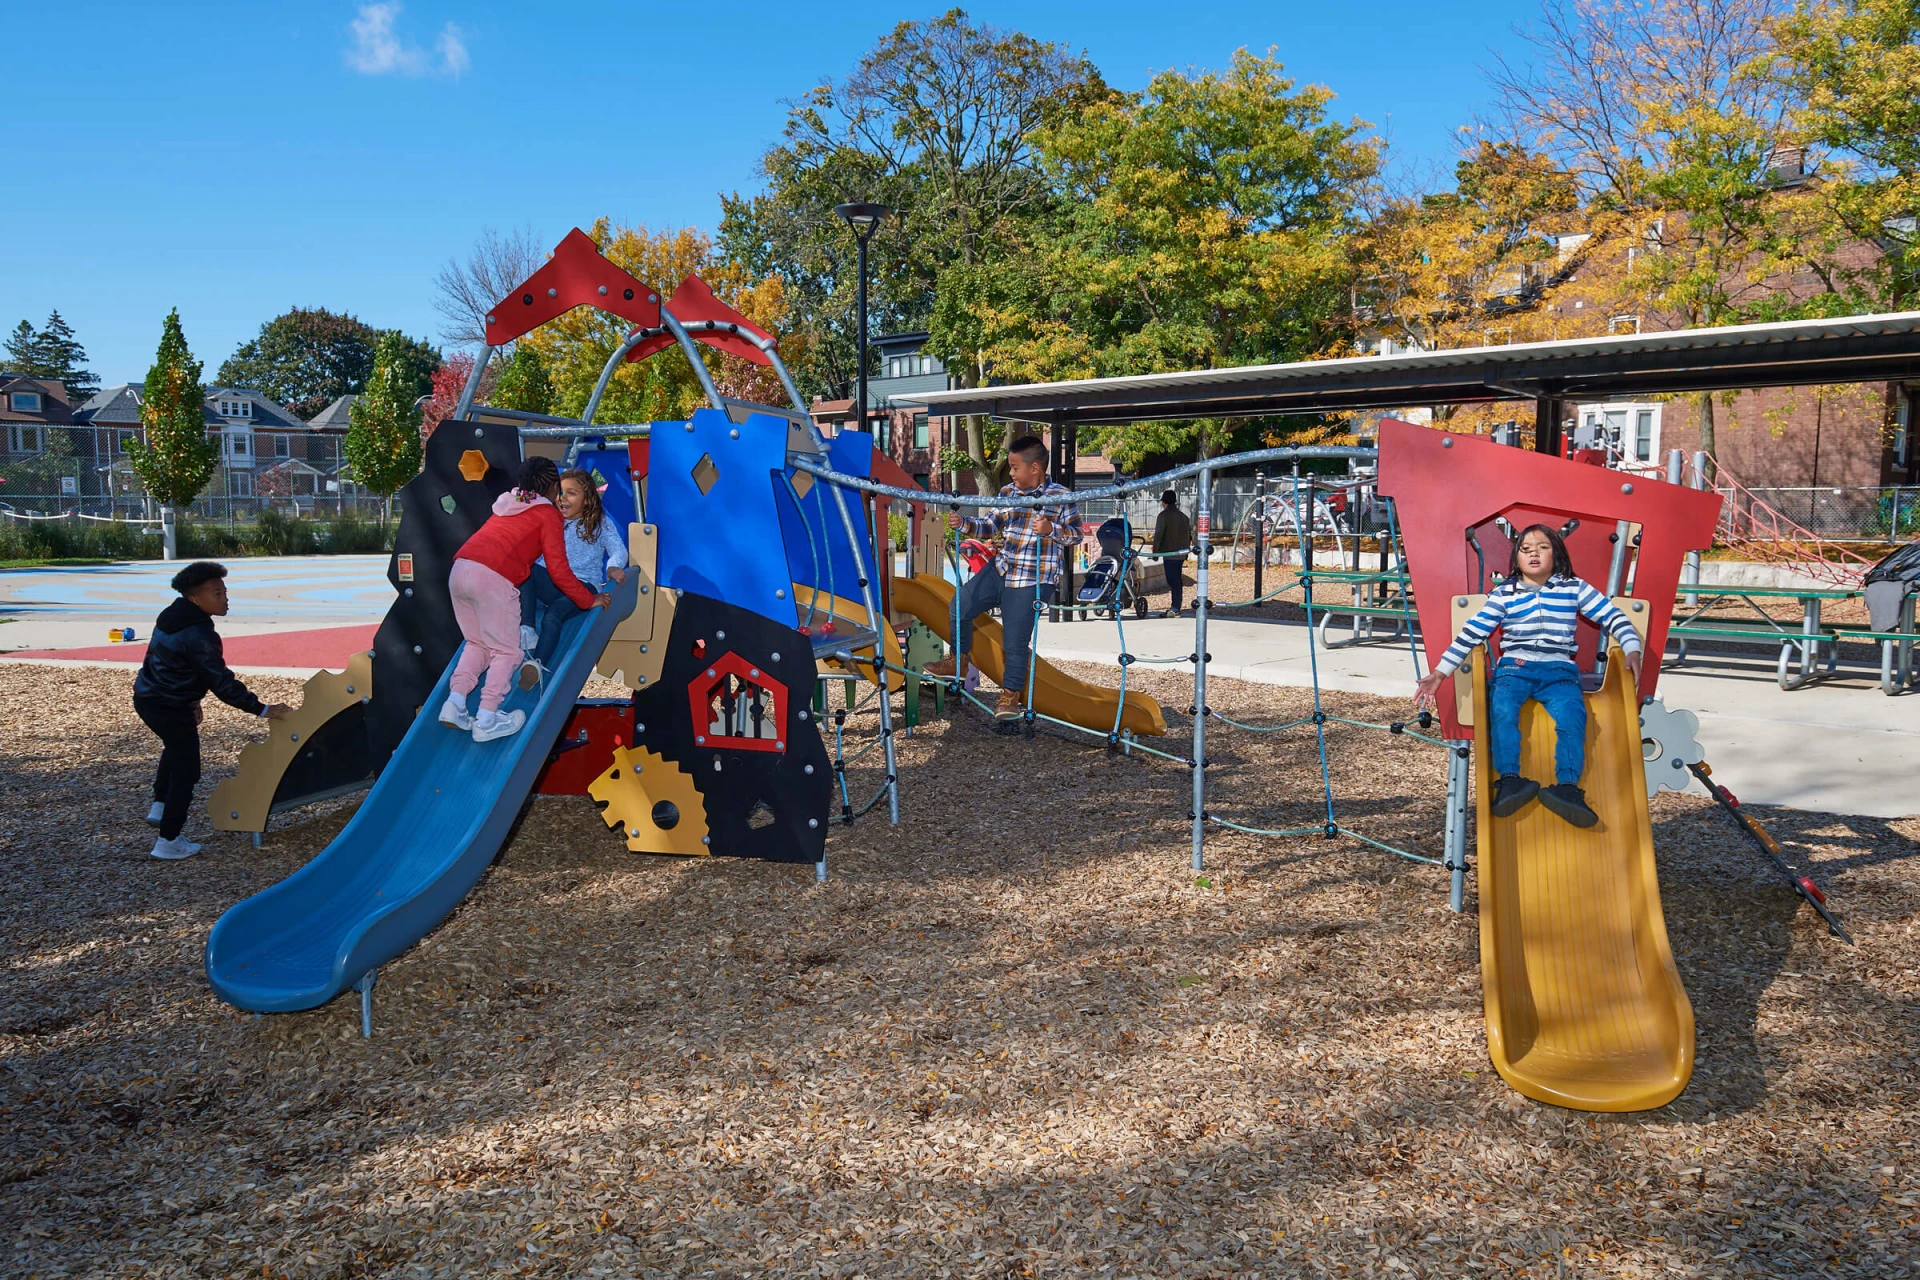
[{"left": 516, "top": 220, "right": 797, "bottom": 424}]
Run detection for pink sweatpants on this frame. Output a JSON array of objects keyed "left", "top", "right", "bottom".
[{"left": 448, "top": 559, "right": 521, "bottom": 712}]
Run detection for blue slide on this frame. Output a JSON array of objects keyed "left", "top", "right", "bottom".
[{"left": 206, "top": 572, "right": 639, "bottom": 1013}]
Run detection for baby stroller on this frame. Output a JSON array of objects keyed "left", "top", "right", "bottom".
[{"left": 1077, "top": 517, "right": 1150, "bottom": 619}]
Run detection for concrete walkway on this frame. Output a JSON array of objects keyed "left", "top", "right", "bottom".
[
  {"left": 1037, "top": 611, "right": 1918, "bottom": 819},
  {"left": 3, "top": 556, "right": 1911, "bottom": 817}
]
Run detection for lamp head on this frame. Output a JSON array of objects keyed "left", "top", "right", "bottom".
[{"left": 833, "top": 201, "right": 893, "bottom": 239}]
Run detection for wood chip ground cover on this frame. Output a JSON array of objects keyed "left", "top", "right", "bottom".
[{"left": 1, "top": 662, "right": 1915, "bottom": 1278}]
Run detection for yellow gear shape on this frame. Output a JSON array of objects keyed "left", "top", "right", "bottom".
[{"left": 588, "top": 745, "right": 710, "bottom": 857}]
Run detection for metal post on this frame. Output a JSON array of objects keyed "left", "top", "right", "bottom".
[
  {"left": 355, "top": 968, "right": 376, "bottom": 1038},
  {"left": 1445, "top": 741, "right": 1471, "bottom": 912},
  {"left": 453, "top": 347, "right": 494, "bottom": 421},
  {"left": 1190, "top": 462, "right": 1213, "bottom": 872},
  {"left": 660, "top": 311, "right": 726, "bottom": 412},
  {"left": 1685, "top": 450, "right": 1708, "bottom": 606},
  {"left": 1251, "top": 470, "right": 1266, "bottom": 604}
]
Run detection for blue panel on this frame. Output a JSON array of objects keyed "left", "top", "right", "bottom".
[
  {"left": 780, "top": 430, "right": 878, "bottom": 608},
  {"left": 205, "top": 572, "right": 641, "bottom": 1013},
  {"left": 573, "top": 447, "right": 638, "bottom": 536},
  {"left": 649, "top": 408, "right": 796, "bottom": 626}
]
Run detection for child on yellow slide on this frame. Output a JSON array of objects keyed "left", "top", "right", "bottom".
[{"left": 1415, "top": 524, "right": 1643, "bottom": 828}]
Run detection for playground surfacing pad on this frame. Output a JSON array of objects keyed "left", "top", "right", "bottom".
[
  {"left": 3, "top": 663, "right": 1918, "bottom": 1278},
  {"left": 5, "top": 623, "right": 379, "bottom": 670}
]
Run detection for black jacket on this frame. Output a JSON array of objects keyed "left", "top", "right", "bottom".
[{"left": 132, "top": 598, "right": 265, "bottom": 714}]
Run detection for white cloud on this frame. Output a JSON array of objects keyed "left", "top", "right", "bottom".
[
  {"left": 436, "top": 23, "right": 469, "bottom": 77},
  {"left": 343, "top": 4, "right": 468, "bottom": 78}
]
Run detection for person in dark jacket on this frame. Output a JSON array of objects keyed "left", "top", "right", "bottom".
[
  {"left": 132, "top": 562, "right": 288, "bottom": 860},
  {"left": 1151, "top": 490, "right": 1194, "bottom": 616}
]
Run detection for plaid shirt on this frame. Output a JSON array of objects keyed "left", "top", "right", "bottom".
[{"left": 958, "top": 481, "right": 1084, "bottom": 588}]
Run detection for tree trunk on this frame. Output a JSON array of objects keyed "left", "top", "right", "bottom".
[
  {"left": 1696, "top": 391, "right": 1717, "bottom": 483},
  {"left": 963, "top": 413, "right": 1000, "bottom": 495},
  {"left": 161, "top": 505, "right": 177, "bottom": 560}
]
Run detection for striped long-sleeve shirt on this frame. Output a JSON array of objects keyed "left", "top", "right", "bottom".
[
  {"left": 957, "top": 481, "right": 1084, "bottom": 588},
  {"left": 1435, "top": 575, "right": 1642, "bottom": 676}
]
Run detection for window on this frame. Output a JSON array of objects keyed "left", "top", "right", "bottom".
[
  {"left": 9, "top": 391, "right": 42, "bottom": 412},
  {"left": 1895, "top": 393, "right": 1911, "bottom": 467},
  {"left": 1609, "top": 314, "right": 1641, "bottom": 335},
  {"left": 218, "top": 398, "right": 253, "bottom": 419},
  {"left": 6, "top": 425, "right": 42, "bottom": 452},
  {"left": 273, "top": 434, "right": 291, "bottom": 458},
  {"left": 230, "top": 470, "right": 253, "bottom": 497},
  {"left": 1576, "top": 402, "right": 1661, "bottom": 467},
  {"left": 871, "top": 415, "right": 889, "bottom": 450},
  {"left": 229, "top": 433, "right": 249, "bottom": 458},
  {"left": 913, "top": 413, "right": 929, "bottom": 449}
]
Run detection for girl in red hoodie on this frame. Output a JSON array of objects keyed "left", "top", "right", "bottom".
[{"left": 439, "top": 457, "right": 609, "bottom": 742}]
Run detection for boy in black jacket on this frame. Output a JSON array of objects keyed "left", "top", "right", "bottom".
[{"left": 133, "top": 562, "right": 289, "bottom": 860}]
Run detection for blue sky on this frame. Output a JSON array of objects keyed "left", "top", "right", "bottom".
[{"left": 1, "top": 1, "right": 1543, "bottom": 388}]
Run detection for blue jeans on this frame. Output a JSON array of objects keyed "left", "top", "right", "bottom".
[
  {"left": 519, "top": 564, "right": 586, "bottom": 666},
  {"left": 953, "top": 562, "right": 1056, "bottom": 698},
  {"left": 1488, "top": 657, "right": 1587, "bottom": 785}
]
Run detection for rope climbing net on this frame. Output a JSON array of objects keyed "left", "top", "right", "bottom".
[{"left": 791, "top": 445, "right": 1464, "bottom": 889}]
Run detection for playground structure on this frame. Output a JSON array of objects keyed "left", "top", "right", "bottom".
[{"left": 201, "top": 230, "right": 1861, "bottom": 1111}]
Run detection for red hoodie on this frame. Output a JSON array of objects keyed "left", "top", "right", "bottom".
[{"left": 455, "top": 491, "right": 598, "bottom": 609}]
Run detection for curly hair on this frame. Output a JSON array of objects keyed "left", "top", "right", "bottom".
[{"left": 559, "top": 468, "right": 606, "bottom": 542}]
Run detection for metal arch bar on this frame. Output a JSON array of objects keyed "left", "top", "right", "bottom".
[
  {"left": 791, "top": 445, "right": 1377, "bottom": 510},
  {"left": 454, "top": 347, "right": 495, "bottom": 421},
  {"left": 584, "top": 329, "right": 652, "bottom": 425},
  {"left": 660, "top": 310, "right": 727, "bottom": 412}
]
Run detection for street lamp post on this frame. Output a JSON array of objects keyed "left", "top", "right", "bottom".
[{"left": 833, "top": 202, "right": 892, "bottom": 446}]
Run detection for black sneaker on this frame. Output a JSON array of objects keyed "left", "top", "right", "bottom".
[
  {"left": 1490, "top": 774, "right": 1539, "bottom": 818},
  {"left": 1539, "top": 783, "right": 1599, "bottom": 828}
]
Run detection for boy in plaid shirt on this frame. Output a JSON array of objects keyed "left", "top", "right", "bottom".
[{"left": 924, "top": 435, "right": 1083, "bottom": 719}]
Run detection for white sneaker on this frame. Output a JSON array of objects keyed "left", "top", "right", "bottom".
[
  {"left": 145, "top": 801, "right": 165, "bottom": 828},
  {"left": 149, "top": 835, "right": 203, "bottom": 860},
  {"left": 438, "top": 695, "right": 473, "bottom": 730},
  {"left": 517, "top": 658, "right": 546, "bottom": 691},
  {"left": 471, "top": 708, "right": 526, "bottom": 743},
  {"left": 519, "top": 625, "right": 539, "bottom": 652}
]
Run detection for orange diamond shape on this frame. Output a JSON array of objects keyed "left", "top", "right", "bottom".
[{"left": 458, "top": 450, "right": 490, "bottom": 482}]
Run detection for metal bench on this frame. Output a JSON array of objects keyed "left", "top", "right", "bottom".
[{"left": 1665, "top": 618, "right": 1838, "bottom": 690}]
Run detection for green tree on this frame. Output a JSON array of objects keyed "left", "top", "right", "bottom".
[
  {"left": 967, "top": 48, "right": 1380, "bottom": 466},
  {"left": 489, "top": 343, "right": 554, "bottom": 415},
  {"left": 218, "top": 308, "right": 441, "bottom": 420},
  {"left": 126, "top": 309, "right": 217, "bottom": 557},
  {"left": 4, "top": 319, "right": 35, "bottom": 371},
  {"left": 718, "top": 6, "right": 1101, "bottom": 447},
  {"left": 344, "top": 330, "right": 425, "bottom": 522},
  {"left": 1772, "top": 0, "right": 1920, "bottom": 311},
  {"left": 3, "top": 311, "right": 98, "bottom": 403}
]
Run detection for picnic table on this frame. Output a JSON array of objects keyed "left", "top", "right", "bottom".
[
  {"left": 1303, "top": 568, "right": 1419, "bottom": 649},
  {"left": 1666, "top": 584, "right": 1917, "bottom": 693}
]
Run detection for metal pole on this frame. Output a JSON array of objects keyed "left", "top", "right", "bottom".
[
  {"left": 659, "top": 311, "right": 726, "bottom": 412},
  {"left": 1252, "top": 470, "right": 1266, "bottom": 605},
  {"left": 584, "top": 329, "right": 649, "bottom": 425},
  {"left": 1190, "top": 462, "right": 1212, "bottom": 872},
  {"left": 1446, "top": 741, "right": 1470, "bottom": 912},
  {"left": 855, "top": 234, "right": 870, "bottom": 449},
  {"left": 453, "top": 346, "right": 494, "bottom": 421},
  {"left": 1687, "top": 450, "right": 1707, "bottom": 607}
]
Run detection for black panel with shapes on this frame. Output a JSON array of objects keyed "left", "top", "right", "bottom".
[
  {"left": 366, "top": 419, "right": 520, "bottom": 768},
  {"left": 631, "top": 591, "right": 831, "bottom": 864}
]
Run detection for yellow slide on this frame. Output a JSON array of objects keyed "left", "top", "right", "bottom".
[
  {"left": 891, "top": 573, "right": 1167, "bottom": 738},
  {"left": 1458, "top": 595, "right": 1694, "bottom": 1112}
]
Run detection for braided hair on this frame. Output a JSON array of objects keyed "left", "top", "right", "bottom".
[{"left": 514, "top": 456, "right": 561, "bottom": 502}]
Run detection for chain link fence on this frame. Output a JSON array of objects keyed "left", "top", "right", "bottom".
[{"left": 0, "top": 425, "right": 387, "bottom": 524}]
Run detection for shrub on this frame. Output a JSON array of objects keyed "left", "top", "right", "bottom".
[
  {"left": 174, "top": 520, "right": 247, "bottom": 559},
  {"left": 320, "top": 514, "right": 393, "bottom": 554},
  {"left": 0, "top": 516, "right": 159, "bottom": 561},
  {"left": 249, "top": 508, "right": 321, "bottom": 557}
]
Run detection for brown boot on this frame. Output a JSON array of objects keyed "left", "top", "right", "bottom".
[
  {"left": 994, "top": 689, "right": 1026, "bottom": 719},
  {"left": 922, "top": 655, "right": 958, "bottom": 678}
]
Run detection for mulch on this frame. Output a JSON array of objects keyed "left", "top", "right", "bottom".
[{"left": 2, "top": 661, "right": 1916, "bottom": 1278}]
